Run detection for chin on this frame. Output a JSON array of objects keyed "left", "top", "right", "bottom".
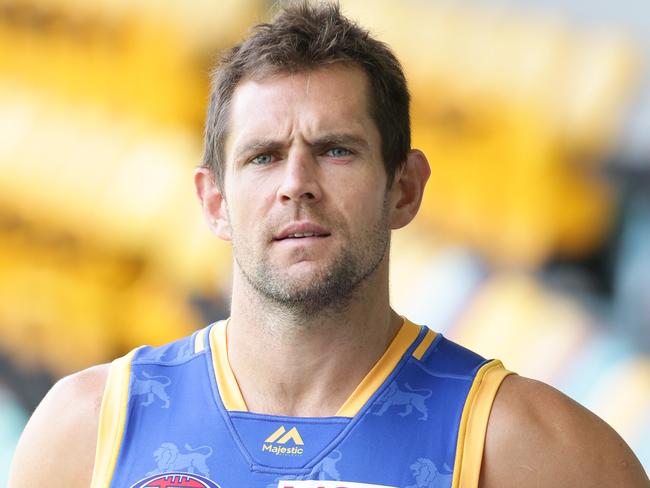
[{"left": 280, "top": 269, "right": 326, "bottom": 290}]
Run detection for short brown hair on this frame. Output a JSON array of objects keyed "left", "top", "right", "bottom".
[{"left": 202, "top": 1, "right": 411, "bottom": 189}]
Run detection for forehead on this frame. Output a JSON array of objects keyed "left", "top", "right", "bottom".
[{"left": 225, "top": 65, "right": 378, "bottom": 156}]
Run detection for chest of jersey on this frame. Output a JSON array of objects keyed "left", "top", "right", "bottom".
[{"left": 93, "top": 321, "right": 509, "bottom": 488}]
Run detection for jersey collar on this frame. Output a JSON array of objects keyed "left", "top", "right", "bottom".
[{"left": 209, "top": 317, "right": 422, "bottom": 417}]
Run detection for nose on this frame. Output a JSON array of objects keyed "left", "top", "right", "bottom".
[{"left": 277, "top": 150, "right": 322, "bottom": 204}]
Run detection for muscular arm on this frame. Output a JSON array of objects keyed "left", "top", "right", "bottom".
[
  {"left": 480, "top": 375, "right": 650, "bottom": 488},
  {"left": 8, "top": 364, "right": 109, "bottom": 487}
]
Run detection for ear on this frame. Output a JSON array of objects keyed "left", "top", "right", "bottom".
[
  {"left": 389, "top": 149, "right": 431, "bottom": 230},
  {"left": 194, "top": 167, "right": 231, "bottom": 241}
]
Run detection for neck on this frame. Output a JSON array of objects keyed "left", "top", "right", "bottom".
[{"left": 227, "top": 256, "right": 402, "bottom": 417}]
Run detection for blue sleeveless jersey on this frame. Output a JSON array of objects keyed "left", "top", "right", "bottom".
[{"left": 91, "top": 319, "right": 512, "bottom": 488}]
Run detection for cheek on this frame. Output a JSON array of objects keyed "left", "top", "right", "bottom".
[
  {"left": 235, "top": 171, "right": 279, "bottom": 206},
  {"left": 336, "top": 184, "right": 385, "bottom": 227},
  {"left": 228, "top": 179, "right": 277, "bottom": 224}
]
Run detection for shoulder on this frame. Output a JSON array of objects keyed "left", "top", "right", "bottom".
[
  {"left": 480, "top": 374, "right": 649, "bottom": 488},
  {"left": 9, "top": 364, "right": 110, "bottom": 487}
]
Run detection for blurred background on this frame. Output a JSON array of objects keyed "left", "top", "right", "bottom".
[{"left": 0, "top": 0, "right": 648, "bottom": 482}]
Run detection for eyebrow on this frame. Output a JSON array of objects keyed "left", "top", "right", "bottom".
[
  {"left": 309, "top": 133, "right": 370, "bottom": 152},
  {"left": 233, "top": 139, "right": 285, "bottom": 163},
  {"left": 233, "top": 133, "right": 370, "bottom": 163}
]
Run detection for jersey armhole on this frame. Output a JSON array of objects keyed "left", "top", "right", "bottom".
[
  {"left": 452, "top": 359, "right": 514, "bottom": 488},
  {"left": 90, "top": 348, "right": 139, "bottom": 488}
]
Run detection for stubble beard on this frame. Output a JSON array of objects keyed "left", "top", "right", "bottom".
[{"left": 232, "top": 197, "right": 391, "bottom": 318}]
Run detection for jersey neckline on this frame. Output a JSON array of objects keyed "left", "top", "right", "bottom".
[{"left": 208, "top": 317, "right": 424, "bottom": 418}]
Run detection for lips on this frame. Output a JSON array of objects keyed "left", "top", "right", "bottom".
[{"left": 273, "top": 222, "right": 331, "bottom": 241}]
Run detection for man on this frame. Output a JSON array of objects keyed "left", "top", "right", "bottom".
[{"left": 9, "top": 3, "right": 649, "bottom": 487}]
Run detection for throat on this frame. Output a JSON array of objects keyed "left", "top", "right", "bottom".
[
  {"left": 235, "top": 329, "right": 365, "bottom": 417},
  {"left": 246, "top": 383, "right": 351, "bottom": 418},
  {"left": 223, "top": 311, "right": 405, "bottom": 417}
]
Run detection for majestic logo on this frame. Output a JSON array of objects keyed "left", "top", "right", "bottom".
[
  {"left": 373, "top": 382, "right": 432, "bottom": 420},
  {"left": 262, "top": 426, "right": 305, "bottom": 455},
  {"left": 130, "top": 473, "right": 221, "bottom": 488}
]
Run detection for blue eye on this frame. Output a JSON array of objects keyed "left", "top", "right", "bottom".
[
  {"left": 326, "top": 148, "right": 352, "bottom": 158},
  {"left": 251, "top": 154, "right": 273, "bottom": 165}
]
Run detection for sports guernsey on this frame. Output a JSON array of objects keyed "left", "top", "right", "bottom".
[{"left": 90, "top": 318, "right": 513, "bottom": 488}]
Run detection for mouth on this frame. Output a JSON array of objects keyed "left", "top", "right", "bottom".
[
  {"left": 277, "top": 231, "right": 330, "bottom": 240},
  {"left": 273, "top": 223, "right": 332, "bottom": 242}
]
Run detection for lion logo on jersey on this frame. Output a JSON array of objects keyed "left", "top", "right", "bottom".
[
  {"left": 131, "top": 371, "right": 172, "bottom": 408},
  {"left": 146, "top": 443, "right": 213, "bottom": 477},
  {"left": 312, "top": 450, "right": 343, "bottom": 480},
  {"left": 147, "top": 341, "right": 194, "bottom": 363},
  {"left": 406, "top": 458, "right": 452, "bottom": 488},
  {"left": 373, "top": 382, "right": 432, "bottom": 420}
]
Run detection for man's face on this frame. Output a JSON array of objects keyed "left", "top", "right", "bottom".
[{"left": 221, "top": 65, "right": 394, "bottom": 313}]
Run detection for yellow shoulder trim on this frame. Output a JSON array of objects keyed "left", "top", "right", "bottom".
[
  {"left": 412, "top": 328, "right": 437, "bottom": 360},
  {"left": 209, "top": 320, "right": 248, "bottom": 412},
  {"left": 336, "top": 319, "right": 421, "bottom": 417},
  {"left": 194, "top": 327, "right": 208, "bottom": 354},
  {"left": 90, "top": 348, "right": 139, "bottom": 488},
  {"left": 452, "top": 360, "right": 514, "bottom": 488}
]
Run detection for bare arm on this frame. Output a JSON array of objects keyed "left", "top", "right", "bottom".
[
  {"left": 8, "top": 364, "right": 109, "bottom": 487},
  {"left": 480, "top": 375, "right": 649, "bottom": 488}
]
